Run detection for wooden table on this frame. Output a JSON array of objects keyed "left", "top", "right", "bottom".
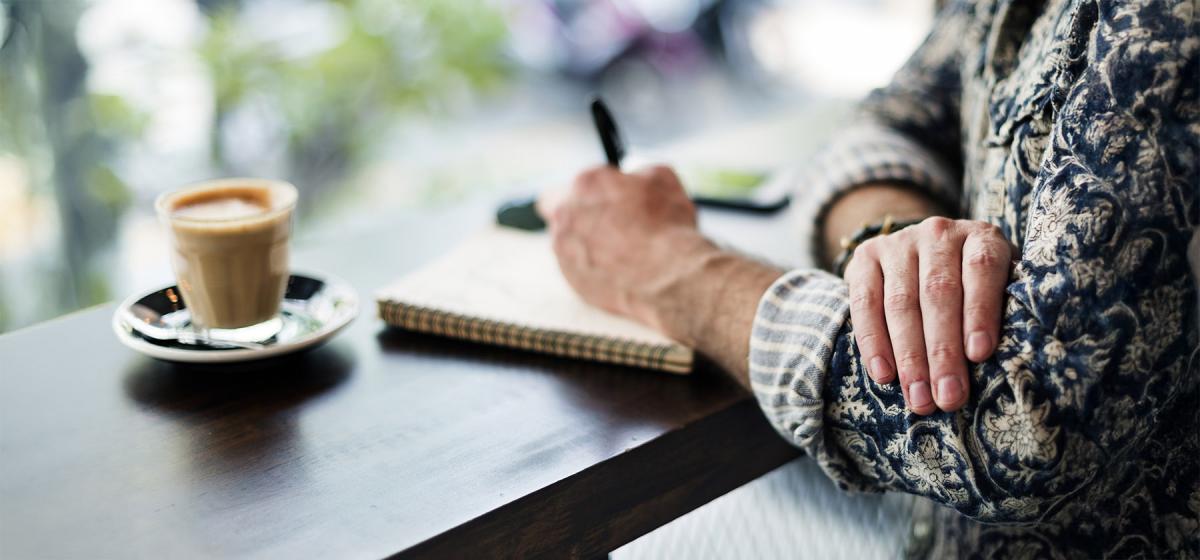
[{"left": 0, "top": 202, "right": 806, "bottom": 559}]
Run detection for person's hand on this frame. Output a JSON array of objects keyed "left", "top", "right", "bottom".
[
  {"left": 843, "top": 217, "right": 1012, "bottom": 415},
  {"left": 540, "top": 164, "right": 717, "bottom": 337}
]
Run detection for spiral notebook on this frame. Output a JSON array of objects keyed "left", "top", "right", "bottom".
[{"left": 376, "top": 226, "right": 694, "bottom": 374}]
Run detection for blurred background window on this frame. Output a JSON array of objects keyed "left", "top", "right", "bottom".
[{"left": 0, "top": 0, "right": 932, "bottom": 334}]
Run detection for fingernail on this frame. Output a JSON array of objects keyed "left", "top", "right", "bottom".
[
  {"left": 908, "top": 381, "right": 933, "bottom": 410},
  {"left": 869, "top": 357, "right": 893, "bottom": 382},
  {"left": 967, "top": 331, "right": 991, "bottom": 360},
  {"left": 938, "top": 376, "right": 963, "bottom": 406}
]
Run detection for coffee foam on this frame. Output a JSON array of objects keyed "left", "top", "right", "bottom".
[
  {"left": 173, "top": 197, "right": 268, "bottom": 220},
  {"left": 158, "top": 179, "right": 297, "bottom": 236}
]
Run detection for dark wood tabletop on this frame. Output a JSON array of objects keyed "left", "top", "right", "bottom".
[{"left": 0, "top": 202, "right": 805, "bottom": 559}]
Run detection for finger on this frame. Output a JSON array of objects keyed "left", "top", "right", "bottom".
[
  {"left": 634, "top": 164, "right": 689, "bottom": 196},
  {"left": 845, "top": 243, "right": 896, "bottom": 384},
  {"left": 961, "top": 225, "right": 1012, "bottom": 362},
  {"left": 880, "top": 244, "right": 934, "bottom": 415},
  {"left": 536, "top": 187, "right": 569, "bottom": 224},
  {"left": 633, "top": 164, "right": 677, "bottom": 182},
  {"left": 575, "top": 164, "right": 619, "bottom": 194},
  {"left": 917, "top": 219, "right": 969, "bottom": 412}
]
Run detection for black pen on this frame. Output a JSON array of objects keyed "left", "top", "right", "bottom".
[
  {"left": 497, "top": 95, "right": 627, "bottom": 231},
  {"left": 589, "top": 96, "right": 625, "bottom": 168}
]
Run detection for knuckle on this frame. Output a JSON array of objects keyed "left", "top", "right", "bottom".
[
  {"left": 883, "top": 289, "right": 916, "bottom": 312},
  {"left": 649, "top": 165, "right": 675, "bottom": 180},
  {"left": 572, "top": 175, "right": 599, "bottom": 195},
  {"left": 843, "top": 246, "right": 877, "bottom": 279},
  {"left": 855, "top": 329, "right": 885, "bottom": 349},
  {"left": 921, "top": 272, "right": 960, "bottom": 299},
  {"left": 964, "top": 243, "right": 1003, "bottom": 269},
  {"left": 890, "top": 227, "right": 916, "bottom": 243},
  {"left": 849, "top": 288, "right": 878, "bottom": 314},
  {"left": 921, "top": 216, "right": 955, "bottom": 239},
  {"left": 857, "top": 237, "right": 881, "bottom": 255},
  {"left": 578, "top": 165, "right": 605, "bottom": 182},
  {"left": 842, "top": 255, "right": 862, "bottom": 277},
  {"left": 963, "top": 301, "right": 996, "bottom": 320},
  {"left": 927, "top": 342, "right": 960, "bottom": 363},
  {"left": 895, "top": 350, "right": 927, "bottom": 373}
]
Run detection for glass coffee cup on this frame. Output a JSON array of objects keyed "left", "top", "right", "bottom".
[{"left": 155, "top": 178, "right": 298, "bottom": 343}]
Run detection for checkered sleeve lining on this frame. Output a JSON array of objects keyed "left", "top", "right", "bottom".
[{"left": 747, "top": 269, "right": 849, "bottom": 457}]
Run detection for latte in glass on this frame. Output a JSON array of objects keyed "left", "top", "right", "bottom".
[{"left": 156, "top": 178, "right": 297, "bottom": 342}]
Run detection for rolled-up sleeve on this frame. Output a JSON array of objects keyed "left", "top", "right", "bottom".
[{"left": 748, "top": 270, "right": 850, "bottom": 459}]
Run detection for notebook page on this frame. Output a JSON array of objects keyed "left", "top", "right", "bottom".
[{"left": 377, "top": 226, "right": 686, "bottom": 348}]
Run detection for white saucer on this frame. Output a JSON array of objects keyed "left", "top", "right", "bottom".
[{"left": 112, "top": 272, "right": 359, "bottom": 363}]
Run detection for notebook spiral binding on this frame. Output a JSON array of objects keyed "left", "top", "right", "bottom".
[{"left": 379, "top": 300, "right": 693, "bottom": 374}]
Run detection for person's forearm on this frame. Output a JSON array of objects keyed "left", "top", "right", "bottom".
[
  {"left": 649, "top": 242, "right": 783, "bottom": 390},
  {"left": 820, "top": 183, "right": 949, "bottom": 269},
  {"left": 642, "top": 184, "right": 946, "bottom": 388}
]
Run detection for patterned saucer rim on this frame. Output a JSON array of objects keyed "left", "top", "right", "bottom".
[{"left": 111, "top": 271, "right": 358, "bottom": 363}]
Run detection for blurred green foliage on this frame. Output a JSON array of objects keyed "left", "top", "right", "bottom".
[
  {"left": 88, "top": 94, "right": 149, "bottom": 139},
  {"left": 0, "top": 0, "right": 511, "bottom": 333},
  {"left": 201, "top": 0, "right": 510, "bottom": 196}
]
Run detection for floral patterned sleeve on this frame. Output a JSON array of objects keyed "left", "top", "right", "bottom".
[{"left": 751, "top": 0, "right": 1199, "bottom": 533}]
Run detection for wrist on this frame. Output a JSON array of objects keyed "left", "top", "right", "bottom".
[
  {"left": 625, "top": 227, "right": 783, "bottom": 385},
  {"left": 820, "top": 183, "right": 945, "bottom": 269},
  {"left": 631, "top": 228, "right": 720, "bottom": 338},
  {"left": 642, "top": 234, "right": 782, "bottom": 351}
]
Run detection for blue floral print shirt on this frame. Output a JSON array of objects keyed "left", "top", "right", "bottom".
[{"left": 748, "top": 0, "right": 1199, "bottom": 557}]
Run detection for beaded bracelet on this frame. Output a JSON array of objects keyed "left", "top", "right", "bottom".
[{"left": 832, "top": 215, "right": 924, "bottom": 277}]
